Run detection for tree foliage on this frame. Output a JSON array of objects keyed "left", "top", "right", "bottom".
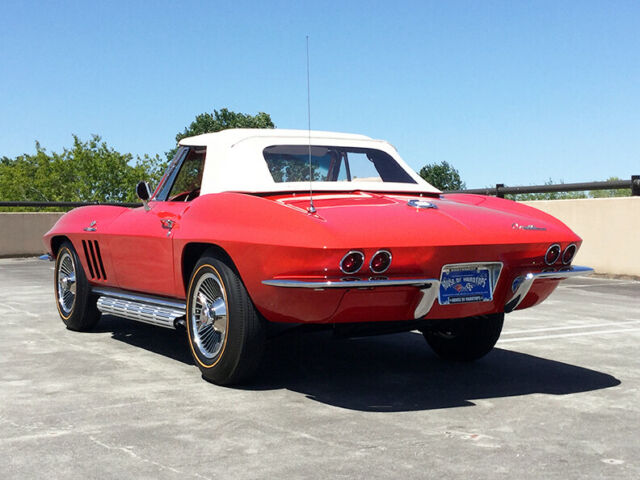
[
  {"left": 167, "top": 108, "right": 275, "bottom": 159},
  {"left": 2, "top": 106, "right": 630, "bottom": 213},
  {"left": 1, "top": 108, "right": 276, "bottom": 210},
  {"left": 588, "top": 177, "right": 631, "bottom": 198},
  {"left": 0, "top": 135, "right": 164, "bottom": 207},
  {"left": 418, "top": 161, "right": 466, "bottom": 190}
]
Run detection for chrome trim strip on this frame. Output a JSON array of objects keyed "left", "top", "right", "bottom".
[
  {"left": 262, "top": 278, "right": 438, "bottom": 289},
  {"left": 504, "top": 265, "right": 594, "bottom": 313},
  {"left": 92, "top": 287, "right": 186, "bottom": 310}
]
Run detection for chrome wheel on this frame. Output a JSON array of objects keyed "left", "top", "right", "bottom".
[
  {"left": 57, "top": 250, "right": 77, "bottom": 316},
  {"left": 190, "top": 272, "right": 228, "bottom": 359},
  {"left": 186, "top": 255, "right": 266, "bottom": 385}
]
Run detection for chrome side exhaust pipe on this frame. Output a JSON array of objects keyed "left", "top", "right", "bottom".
[{"left": 93, "top": 287, "right": 186, "bottom": 330}]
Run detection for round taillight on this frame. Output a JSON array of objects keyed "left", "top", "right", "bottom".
[
  {"left": 370, "top": 250, "right": 392, "bottom": 274},
  {"left": 562, "top": 244, "right": 577, "bottom": 265},
  {"left": 340, "top": 251, "right": 364, "bottom": 274},
  {"left": 545, "top": 244, "right": 561, "bottom": 265}
]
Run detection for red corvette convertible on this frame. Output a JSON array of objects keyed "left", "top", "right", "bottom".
[{"left": 44, "top": 129, "right": 593, "bottom": 384}]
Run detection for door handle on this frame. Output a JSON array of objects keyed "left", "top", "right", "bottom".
[{"left": 160, "top": 219, "right": 175, "bottom": 230}]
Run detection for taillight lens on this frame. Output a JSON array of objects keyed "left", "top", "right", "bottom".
[
  {"left": 340, "top": 251, "right": 364, "bottom": 274},
  {"left": 562, "top": 244, "right": 577, "bottom": 265},
  {"left": 545, "top": 244, "right": 561, "bottom": 265},
  {"left": 370, "top": 250, "right": 392, "bottom": 273}
]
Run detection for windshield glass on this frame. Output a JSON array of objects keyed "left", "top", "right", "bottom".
[{"left": 263, "top": 145, "right": 417, "bottom": 184}]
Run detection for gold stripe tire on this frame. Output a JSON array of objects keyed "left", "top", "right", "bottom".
[
  {"left": 54, "top": 241, "right": 101, "bottom": 331},
  {"left": 186, "top": 254, "right": 266, "bottom": 385}
]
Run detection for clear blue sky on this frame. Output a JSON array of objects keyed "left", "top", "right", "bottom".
[{"left": 1, "top": 0, "right": 638, "bottom": 188}]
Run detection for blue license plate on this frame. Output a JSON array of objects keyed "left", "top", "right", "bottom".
[{"left": 439, "top": 267, "right": 493, "bottom": 305}]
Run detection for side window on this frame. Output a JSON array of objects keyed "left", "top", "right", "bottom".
[
  {"left": 167, "top": 148, "right": 206, "bottom": 201},
  {"left": 155, "top": 147, "right": 206, "bottom": 202},
  {"left": 346, "top": 152, "right": 382, "bottom": 182},
  {"left": 153, "top": 147, "right": 188, "bottom": 201}
]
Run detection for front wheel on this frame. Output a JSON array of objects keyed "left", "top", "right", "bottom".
[
  {"left": 54, "top": 241, "right": 101, "bottom": 331},
  {"left": 422, "top": 313, "right": 504, "bottom": 362},
  {"left": 186, "top": 254, "right": 266, "bottom": 385}
]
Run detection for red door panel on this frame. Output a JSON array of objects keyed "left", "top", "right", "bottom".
[{"left": 105, "top": 202, "right": 186, "bottom": 297}]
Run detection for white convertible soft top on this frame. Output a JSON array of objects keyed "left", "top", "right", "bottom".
[{"left": 178, "top": 129, "right": 440, "bottom": 195}]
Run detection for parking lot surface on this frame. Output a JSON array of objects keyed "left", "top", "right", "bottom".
[{"left": 1, "top": 257, "right": 639, "bottom": 479}]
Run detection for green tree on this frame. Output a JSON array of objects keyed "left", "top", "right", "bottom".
[
  {"left": 589, "top": 177, "right": 631, "bottom": 198},
  {"left": 418, "top": 161, "right": 466, "bottom": 190},
  {"left": 1, "top": 108, "right": 276, "bottom": 210},
  {"left": 167, "top": 108, "right": 275, "bottom": 159},
  {"left": 0, "top": 135, "right": 165, "bottom": 209}
]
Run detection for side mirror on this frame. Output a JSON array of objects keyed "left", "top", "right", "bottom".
[{"left": 136, "top": 181, "right": 152, "bottom": 210}]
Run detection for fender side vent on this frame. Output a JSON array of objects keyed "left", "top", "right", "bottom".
[{"left": 82, "top": 240, "right": 107, "bottom": 280}]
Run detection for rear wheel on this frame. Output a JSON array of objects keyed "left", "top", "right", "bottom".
[
  {"left": 422, "top": 313, "right": 504, "bottom": 361},
  {"left": 54, "top": 241, "right": 101, "bottom": 331},
  {"left": 186, "top": 254, "right": 265, "bottom": 385}
]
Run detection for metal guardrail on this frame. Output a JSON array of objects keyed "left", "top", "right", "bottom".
[
  {"left": 0, "top": 175, "right": 638, "bottom": 208},
  {"left": 0, "top": 201, "right": 141, "bottom": 208},
  {"left": 446, "top": 175, "right": 639, "bottom": 198}
]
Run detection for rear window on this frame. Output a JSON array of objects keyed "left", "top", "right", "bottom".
[{"left": 263, "top": 145, "right": 417, "bottom": 184}]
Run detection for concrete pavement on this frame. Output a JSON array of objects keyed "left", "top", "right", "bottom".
[{"left": 1, "top": 258, "right": 639, "bottom": 479}]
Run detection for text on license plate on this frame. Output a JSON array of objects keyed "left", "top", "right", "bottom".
[{"left": 439, "top": 267, "right": 492, "bottom": 305}]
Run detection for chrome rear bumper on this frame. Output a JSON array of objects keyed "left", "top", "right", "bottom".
[
  {"left": 262, "top": 277, "right": 440, "bottom": 319},
  {"left": 261, "top": 278, "right": 438, "bottom": 289},
  {"left": 263, "top": 265, "right": 595, "bottom": 319},
  {"left": 504, "top": 265, "right": 594, "bottom": 313}
]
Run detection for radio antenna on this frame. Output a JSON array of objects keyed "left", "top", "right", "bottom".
[{"left": 306, "top": 35, "right": 316, "bottom": 214}]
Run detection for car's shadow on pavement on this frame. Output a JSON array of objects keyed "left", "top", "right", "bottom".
[
  {"left": 96, "top": 315, "right": 621, "bottom": 413},
  {"left": 95, "top": 315, "right": 194, "bottom": 365},
  {"left": 249, "top": 330, "right": 621, "bottom": 412}
]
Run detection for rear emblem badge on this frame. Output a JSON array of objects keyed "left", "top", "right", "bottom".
[{"left": 512, "top": 223, "right": 546, "bottom": 231}]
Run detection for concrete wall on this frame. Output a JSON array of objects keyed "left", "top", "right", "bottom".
[
  {"left": 1, "top": 198, "right": 639, "bottom": 275},
  {"left": 0, "top": 212, "right": 64, "bottom": 257},
  {"left": 521, "top": 197, "right": 640, "bottom": 277}
]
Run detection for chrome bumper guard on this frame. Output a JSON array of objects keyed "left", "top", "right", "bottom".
[{"left": 504, "top": 265, "right": 594, "bottom": 313}]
